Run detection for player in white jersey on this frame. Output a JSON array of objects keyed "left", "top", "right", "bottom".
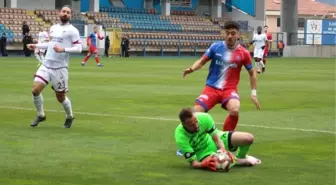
[
  {"left": 251, "top": 26, "right": 267, "bottom": 73},
  {"left": 27, "top": 5, "right": 82, "bottom": 128},
  {"left": 35, "top": 27, "right": 49, "bottom": 66}
]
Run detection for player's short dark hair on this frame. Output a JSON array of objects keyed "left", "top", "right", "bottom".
[
  {"left": 223, "top": 21, "right": 240, "bottom": 31},
  {"left": 61, "top": 5, "right": 72, "bottom": 12},
  {"left": 179, "top": 108, "right": 194, "bottom": 123},
  {"left": 264, "top": 25, "right": 268, "bottom": 28}
]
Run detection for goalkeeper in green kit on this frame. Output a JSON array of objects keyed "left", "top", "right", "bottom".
[{"left": 174, "top": 108, "right": 261, "bottom": 171}]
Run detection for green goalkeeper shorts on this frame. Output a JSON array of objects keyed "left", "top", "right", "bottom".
[{"left": 220, "top": 131, "right": 238, "bottom": 152}]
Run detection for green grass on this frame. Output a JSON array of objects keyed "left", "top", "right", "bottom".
[{"left": 0, "top": 56, "right": 335, "bottom": 185}]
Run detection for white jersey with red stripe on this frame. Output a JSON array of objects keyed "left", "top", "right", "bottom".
[{"left": 43, "top": 23, "right": 81, "bottom": 69}]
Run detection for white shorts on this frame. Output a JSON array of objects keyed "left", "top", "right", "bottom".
[
  {"left": 35, "top": 49, "right": 45, "bottom": 55},
  {"left": 34, "top": 65, "right": 69, "bottom": 92},
  {"left": 253, "top": 48, "right": 264, "bottom": 59}
]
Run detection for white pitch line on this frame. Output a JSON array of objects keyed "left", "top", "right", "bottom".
[{"left": 0, "top": 105, "right": 335, "bottom": 135}]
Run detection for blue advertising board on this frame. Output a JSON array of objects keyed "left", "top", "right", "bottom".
[{"left": 305, "top": 19, "right": 336, "bottom": 45}]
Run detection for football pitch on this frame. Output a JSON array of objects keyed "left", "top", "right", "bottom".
[{"left": 0, "top": 56, "right": 334, "bottom": 185}]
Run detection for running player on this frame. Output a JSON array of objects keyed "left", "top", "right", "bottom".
[
  {"left": 81, "top": 26, "right": 104, "bottom": 67},
  {"left": 34, "top": 27, "right": 49, "bottom": 66},
  {"left": 262, "top": 25, "right": 272, "bottom": 73},
  {"left": 175, "top": 108, "right": 261, "bottom": 171},
  {"left": 251, "top": 26, "right": 267, "bottom": 73},
  {"left": 27, "top": 5, "right": 82, "bottom": 128},
  {"left": 182, "top": 21, "right": 260, "bottom": 132}
]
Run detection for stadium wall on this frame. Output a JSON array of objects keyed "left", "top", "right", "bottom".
[
  {"left": 122, "top": 0, "right": 143, "bottom": 9},
  {"left": 99, "top": 0, "right": 112, "bottom": 7},
  {"left": 284, "top": 45, "right": 336, "bottom": 58},
  {"left": 195, "top": 0, "right": 211, "bottom": 16},
  {"left": 153, "top": 0, "right": 199, "bottom": 13},
  {"left": 72, "top": 0, "right": 81, "bottom": 12},
  {"left": 223, "top": 7, "right": 263, "bottom": 30},
  {"left": 0, "top": 0, "right": 4, "bottom": 8},
  {"left": 17, "top": 0, "right": 55, "bottom": 10},
  {"left": 55, "top": 0, "right": 73, "bottom": 9},
  {"left": 144, "top": 0, "right": 153, "bottom": 9},
  {"left": 222, "top": 0, "right": 265, "bottom": 30}
]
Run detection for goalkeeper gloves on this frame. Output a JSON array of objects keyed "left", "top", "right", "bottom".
[{"left": 201, "top": 157, "right": 217, "bottom": 171}]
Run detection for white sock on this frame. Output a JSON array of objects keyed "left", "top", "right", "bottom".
[
  {"left": 255, "top": 62, "right": 260, "bottom": 70},
  {"left": 33, "top": 94, "right": 45, "bottom": 117},
  {"left": 259, "top": 60, "right": 265, "bottom": 67},
  {"left": 62, "top": 97, "right": 73, "bottom": 119}
]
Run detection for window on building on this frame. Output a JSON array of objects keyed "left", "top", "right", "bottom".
[
  {"left": 298, "top": 18, "right": 305, "bottom": 28},
  {"left": 277, "top": 17, "right": 280, "bottom": 27}
]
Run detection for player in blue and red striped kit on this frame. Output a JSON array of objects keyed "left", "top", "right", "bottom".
[
  {"left": 182, "top": 21, "right": 261, "bottom": 132},
  {"left": 82, "top": 26, "right": 104, "bottom": 67}
]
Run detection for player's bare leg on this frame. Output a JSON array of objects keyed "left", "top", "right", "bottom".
[
  {"left": 194, "top": 105, "right": 206, "bottom": 112},
  {"left": 262, "top": 57, "right": 267, "bottom": 73},
  {"left": 230, "top": 132, "right": 261, "bottom": 166},
  {"left": 259, "top": 58, "right": 265, "bottom": 71},
  {"left": 223, "top": 99, "right": 240, "bottom": 131},
  {"left": 55, "top": 91, "right": 74, "bottom": 128},
  {"left": 94, "top": 52, "right": 103, "bottom": 67},
  {"left": 31, "top": 81, "right": 46, "bottom": 127},
  {"left": 82, "top": 52, "right": 91, "bottom": 66},
  {"left": 254, "top": 58, "right": 262, "bottom": 73}
]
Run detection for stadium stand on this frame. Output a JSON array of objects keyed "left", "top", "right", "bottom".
[
  {"left": 35, "top": 9, "right": 88, "bottom": 36},
  {"left": 96, "top": 7, "right": 220, "bottom": 34},
  {"left": 92, "top": 6, "right": 224, "bottom": 52},
  {"left": 0, "top": 8, "right": 45, "bottom": 44},
  {"left": 0, "top": 6, "right": 233, "bottom": 54}
]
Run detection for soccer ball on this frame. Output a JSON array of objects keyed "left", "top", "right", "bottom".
[{"left": 212, "top": 151, "right": 233, "bottom": 172}]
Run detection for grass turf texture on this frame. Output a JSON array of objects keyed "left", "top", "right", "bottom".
[{"left": 0, "top": 57, "right": 334, "bottom": 185}]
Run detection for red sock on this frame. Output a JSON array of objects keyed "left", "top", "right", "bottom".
[
  {"left": 83, "top": 55, "right": 90, "bottom": 62},
  {"left": 95, "top": 56, "right": 100, "bottom": 64},
  {"left": 223, "top": 115, "right": 239, "bottom": 131}
]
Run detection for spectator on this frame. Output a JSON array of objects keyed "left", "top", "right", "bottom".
[
  {"left": 23, "top": 33, "right": 33, "bottom": 57},
  {"left": 22, "top": 21, "right": 30, "bottom": 36},
  {"left": 121, "top": 36, "right": 130, "bottom": 57},
  {"left": 0, "top": 33, "right": 8, "bottom": 57},
  {"left": 277, "top": 40, "right": 285, "bottom": 57},
  {"left": 104, "top": 35, "right": 110, "bottom": 57}
]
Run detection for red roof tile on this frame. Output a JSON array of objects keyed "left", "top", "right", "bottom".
[{"left": 266, "top": 0, "right": 336, "bottom": 15}]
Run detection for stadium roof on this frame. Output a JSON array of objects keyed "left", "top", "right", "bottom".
[{"left": 266, "top": 0, "right": 336, "bottom": 16}]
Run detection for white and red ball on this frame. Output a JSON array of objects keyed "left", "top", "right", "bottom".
[{"left": 212, "top": 151, "right": 233, "bottom": 172}]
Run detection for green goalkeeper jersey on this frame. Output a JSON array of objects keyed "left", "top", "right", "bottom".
[{"left": 174, "top": 112, "right": 219, "bottom": 162}]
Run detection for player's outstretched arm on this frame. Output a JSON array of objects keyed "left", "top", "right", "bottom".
[
  {"left": 247, "top": 68, "right": 261, "bottom": 109},
  {"left": 36, "top": 43, "right": 49, "bottom": 49},
  {"left": 182, "top": 57, "right": 209, "bottom": 77},
  {"left": 53, "top": 44, "right": 82, "bottom": 53},
  {"left": 212, "top": 134, "right": 226, "bottom": 152},
  {"left": 190, "top": 158, "right": 217, "bottom": 171}
]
